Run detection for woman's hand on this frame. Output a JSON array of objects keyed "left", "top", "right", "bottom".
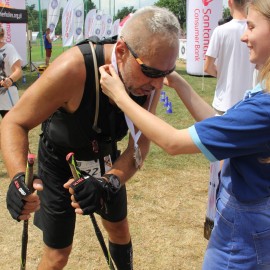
[{"left": 99, "top": 64, "right": 129, "bottom": 103}]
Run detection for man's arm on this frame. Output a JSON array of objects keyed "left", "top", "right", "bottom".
[
  {"left": 204, "top": 56, "right": 217, "bottom": 77},
  {"left": 1, "top": 46, "right": 85, "bottom": 179},
  {"left": 46, "top": 33, "right": 52, "bottom": 44}
]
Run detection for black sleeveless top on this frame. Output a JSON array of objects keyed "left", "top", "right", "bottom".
[{"left": 39, "top": 36, "right": 147, "bottom": 176}]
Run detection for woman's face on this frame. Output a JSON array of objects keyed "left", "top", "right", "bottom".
[{"left": 241, "top": 6, "right": 270, "bottom": 68}]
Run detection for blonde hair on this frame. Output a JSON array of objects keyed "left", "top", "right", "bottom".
[{"left": 249, "top": 0, "right": 270, "bottom": 91}]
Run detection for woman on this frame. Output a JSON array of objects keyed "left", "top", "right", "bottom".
[
  {"left": 0, "top": 26, "right": 22, "bottom": 118},
  {"left": 99, "top": 0, "right": 270, "bottom": 269}
]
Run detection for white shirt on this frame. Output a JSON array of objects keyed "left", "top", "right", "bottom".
[{"left": 206, "top": 19, "right": 255, "bottom": 112}]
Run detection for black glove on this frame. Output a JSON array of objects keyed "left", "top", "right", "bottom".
[
  {"left": 6, "top": 172, "right": 31, "bottom": 221},
  {"left": 70, "top": 172, "right": 119, "bottom": 215}
]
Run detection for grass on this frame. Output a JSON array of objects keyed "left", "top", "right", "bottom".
[{"left": 0, "top": 44, "right": 218, "bottom": 269}]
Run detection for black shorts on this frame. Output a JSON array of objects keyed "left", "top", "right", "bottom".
[{"left": 34, "top": 166, "right": 128, "bottom": 249}]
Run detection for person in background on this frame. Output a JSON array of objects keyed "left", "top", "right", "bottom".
[
  {"left": 43, "top": 28, "right": 52, "bottom": 66},
  {"left": 1, "top": 6, "right": 179, "bottom": 270},
  {"left": 204, "top": 0, "right": 254, "bottom": 115},
  {"left": 0, "top": 26, "right": 22, "bottom": 118},
  {"left": 99, "top": 0, "right": 270, "bottom": 269}
]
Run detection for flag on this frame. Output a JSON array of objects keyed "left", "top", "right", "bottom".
[
  {"left": 73, "top": 0, "right": 84, "bottom": 43},
  {"left": 47, "top": 0, "right": 61, "bottom": 39},
  {"left": 84, "top": 8, "right": 96, "bottom": 38},
  {"left": 92, "top": 10, "right": 103, "bottom": 38},
  {"left": 62, "top": 0, "right": 74, "bottom": 46},
  {"left": 111, "top": 18, "right": 120, "bottom": 36},
  {"left": 104, "top": 14, "right": 113, "bottom": 37}
]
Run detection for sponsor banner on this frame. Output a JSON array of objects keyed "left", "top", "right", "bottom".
[
  {"left": 84, "top": 8, "right": 96, "bottom": 38},
  {"left": 92, "top": 9, "right": 103, "bottom": 38},
  {"left": 47, "top": 0, "right": 61, "bottom": 39},
  {"left": 111, "top": 18, "right": 120, "bottom": 36},
  {"left": 0, "top": 0, "right": 27, "bottom": 66},
  {"left": 104, "top": 14, "right": 113, "bottom": 37},
  {"left": 186, "top": 0, "right": 222, "bottom": 75},
  {"left": 62, "top": 0, "right": 74, "bottom": 46},
  {"left": 73, "top": 0, "right": 84, "bottom": 43},
  {"left": 0, "top": 7, "right": 27, "bottom": 23}
]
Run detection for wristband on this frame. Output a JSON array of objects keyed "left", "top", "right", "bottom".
[{"left": 8, "top": 77, "right": 14, "bottom": 83}]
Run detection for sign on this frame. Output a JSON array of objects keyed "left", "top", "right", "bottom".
[{"left": 186, "top": 0, "right": 222, "bottom": 75}]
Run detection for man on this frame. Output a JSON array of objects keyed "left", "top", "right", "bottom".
[
  {"left": 204, "top": 0, "right": 254, "bottom": 115},
  {"left": 43, "top": 28, "right": 52, "bottom": 66},
  {"left": 1, "top": 6, "right": 180, "bottom": 270}
]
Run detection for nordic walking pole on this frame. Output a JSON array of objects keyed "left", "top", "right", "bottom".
[
  {"left": 21, "top": 153, "right": 35, "bottom": 270},
  {"left": 66, "top": 152, "right": 115, "bottom": 270}
]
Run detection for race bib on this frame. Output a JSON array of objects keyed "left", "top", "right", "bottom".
[
  {"left": 76, "top": 159, "right": 101, "bottom": 177},
  {"left": 76, "top": 155, "right": 113, "bottom": 177}
]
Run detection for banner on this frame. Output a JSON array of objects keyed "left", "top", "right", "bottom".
[
  {"left": 111, "top": 18, "right": 120, "bottom": 36},
  {"left": 0, "top": 0, "right": 27, "bottom": 66},
  {"left": 186, "top": 0, "right": 222, "bottom": 75},
  {"left": 73, "top": 0, "right": 84, "bottom": 43},
  {"left": 62, "top": 0, "right": 74, "bottom": 46},
  {"left": 104, "top": 14, "right": 113, "bottom": 38},
  {"left": 84, "top": 8, "right": 96, "bottom": 38},
  {"left": 0, "top": 7, "right": 27, "bottom": 23},
  {"left": 47, "top": 0, "right": 61, "bottom": 39},
  {"left": 92, "top": 9, "right": 103, "bottom": 38}
]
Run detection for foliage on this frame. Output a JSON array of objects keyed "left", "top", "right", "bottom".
[
  {"left": 154, "top": 0, "right": 186, "bottom": 31},
  {"left": 114, "top": 6, "right": 137, "bottom": 21},
  {"left": 223, "top": 7, "right": 231, "bottom": 19}
]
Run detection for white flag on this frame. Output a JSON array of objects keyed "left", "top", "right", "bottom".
[
  {"left": 104, "top": 14, "right": 113, "bottom": 38},
  {"left": 62, "top": 0, "right": 74, "bottom": 46},
  {"left": 73, "top": 0, "right": 84, "bottom": 43},
  {"left": 112, "top": 19, "right": 120, "bottom": 37},
  {"left": 47, "top": 0, "right": 61, "bottom": 39},
  {"left": 84, "top": 9, "right": 96, "bottom": 38},
  {"left": 92, "top": 10, "right": 103, "bottom": 38}
]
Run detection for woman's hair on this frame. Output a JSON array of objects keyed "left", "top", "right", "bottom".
[
  {"left": 120, "top": 6, "right": 180, "bottom": 56},
  {"left": 249, "top": 0, "right": 270, "bottom": 90}
]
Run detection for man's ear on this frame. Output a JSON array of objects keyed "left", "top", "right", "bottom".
[{"left": 115, "top": 40, "right": 128, "bottom": 64}]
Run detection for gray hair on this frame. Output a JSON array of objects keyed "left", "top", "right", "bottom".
[{"left": 120, "top": 6, "right": 180, "bottom": 56}]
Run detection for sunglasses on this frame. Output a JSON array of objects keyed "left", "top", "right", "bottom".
[{"left": 120, "top": 36, "right": 175, "bottom": 78}]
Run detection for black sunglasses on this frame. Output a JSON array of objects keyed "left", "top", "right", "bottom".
[{"left": 120, "top": 36, "right": 175, "bottom": 78}]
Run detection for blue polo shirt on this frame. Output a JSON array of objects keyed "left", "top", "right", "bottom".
[{"left": 189, "top": 84, "right": 270, "bottom": 202}]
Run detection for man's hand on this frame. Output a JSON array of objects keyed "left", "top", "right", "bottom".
[
  {"left": 6, "top": 173, "right": 43, "bottom": 221},
  {"left": 64, "top": 172, "right": 119, "bottom": 215}
]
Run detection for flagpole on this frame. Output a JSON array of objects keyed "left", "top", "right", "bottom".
[{"left": 38, "top": 0, "right": 43, "bottom": 58}]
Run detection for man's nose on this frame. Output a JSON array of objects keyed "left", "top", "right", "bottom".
[{"left": 150, "top": 77, "right": 164, "bottom": 91}]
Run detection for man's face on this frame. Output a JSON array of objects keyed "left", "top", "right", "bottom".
[{"left": 118, "top": 37, "right": 179, "bottom": 97}]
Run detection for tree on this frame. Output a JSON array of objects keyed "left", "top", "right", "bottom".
[
  {"left": 154, "top": 0, "right": 186, "bottom": 31},
  {"left": 223, "top": 7, "right": 231, "bottom": 19},
  {"left": 114, "top": 6, "right": 136, "bottom": 21}
]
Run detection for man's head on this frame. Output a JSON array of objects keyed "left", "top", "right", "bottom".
[
  {"left": 228, "top": 0, "right": 250, "bottom": 16},
  {"left": 115, "top": 6, "right": 180, "bottom": 96},
  {"left": 46, "top": 28, "right": 51, "bottom": 34}
]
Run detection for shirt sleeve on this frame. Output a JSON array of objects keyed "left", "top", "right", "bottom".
[
  {"left": 205, "top": 27, "right": 220, "bottom": 58},
  {"left": 188, "top": 92, "right": 270, "bottom": 161}
]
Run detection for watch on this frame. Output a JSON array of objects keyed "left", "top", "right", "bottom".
[{"left": 103, "top": 174, "right": 121, "bottom": 192}]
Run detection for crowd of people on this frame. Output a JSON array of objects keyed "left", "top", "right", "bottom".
[{"left": 1, "top": 0, "right": 270, "bottom": 269}]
